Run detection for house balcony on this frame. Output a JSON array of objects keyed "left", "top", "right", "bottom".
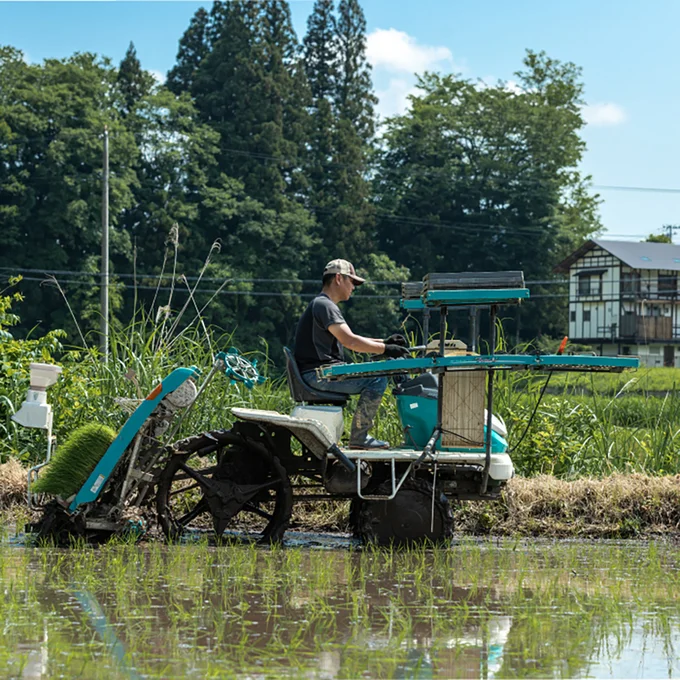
[{"left": 620, "top": 315, "right": 672, "bottom": 340}]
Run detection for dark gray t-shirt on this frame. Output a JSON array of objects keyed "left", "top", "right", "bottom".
[{"left": 294, "top": 293, "right": 346, "bottom": 373}]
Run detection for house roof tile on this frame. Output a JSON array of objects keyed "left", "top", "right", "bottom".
[{"left": 554, "top": 239, "right": 680, "bottom": 273}]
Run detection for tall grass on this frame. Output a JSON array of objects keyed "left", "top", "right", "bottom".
[
  {"left": 497, "top": 370, "right": 680, "bottom": 477},
  {"left": 1, "top": 289, "right": 294, "bottom": 465}
]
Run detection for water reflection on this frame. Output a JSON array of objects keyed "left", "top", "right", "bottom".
[
  {"left": 0, "top": 539, "right": 678, "bottom": 678},
  {"left": 71, "top": 588, "right": 141, "bottom": 679}
]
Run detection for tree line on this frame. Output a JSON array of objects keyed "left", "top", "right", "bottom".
[{"left": 0, "top": 0, "right": 600, "bottom": 360}]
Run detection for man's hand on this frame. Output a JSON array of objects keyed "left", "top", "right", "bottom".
[
  {"left": 383, "top": 333, "right": 408, "bottom": 348},
  {"left": 382, "top": 343, "right": 411, "bottom": 359}
]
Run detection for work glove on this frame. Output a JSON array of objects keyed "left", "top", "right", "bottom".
[
  {"left": 382, "top": 343, "right": 411, "bottom": 359},
  {"left": 383, "top": 333, "right": 408, "bottom": 348}
]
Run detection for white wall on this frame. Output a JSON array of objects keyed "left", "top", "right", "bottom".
[{"left": 568, "top": 247, "right": 620, "bottom": 339}]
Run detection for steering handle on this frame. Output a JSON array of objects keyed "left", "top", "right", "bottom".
[{"left": 215, "top": 348, "right": 266, "bottom": 389}]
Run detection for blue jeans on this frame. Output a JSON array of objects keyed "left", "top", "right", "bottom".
[{"left": 303, "top": 370, "right": 388, "bottom": 446}]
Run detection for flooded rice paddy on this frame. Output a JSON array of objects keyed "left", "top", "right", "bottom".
[{"left": 1, "top": 533, "right": 679, "bottom": 678}]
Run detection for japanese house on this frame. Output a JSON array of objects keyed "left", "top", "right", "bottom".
[{"left": 555, "top": 239, "right": 680, "bottom": 367}]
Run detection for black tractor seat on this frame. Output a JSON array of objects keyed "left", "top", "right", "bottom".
[{"left": 283, "top": 347, "right": 348, "bottom": 406}]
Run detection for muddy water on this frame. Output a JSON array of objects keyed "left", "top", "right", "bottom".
[{"left": 1, "top": 535, "right": 679, "bottom": 678}]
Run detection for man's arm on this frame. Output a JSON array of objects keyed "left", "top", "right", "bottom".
[{"left": 328, "top": 323, "right": 385, "bottom": 354}]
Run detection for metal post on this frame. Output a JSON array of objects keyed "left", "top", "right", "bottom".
[
  {"left": 439, "top": 306, "right": 447, "bottom": 356},
  {"left": 101, "top": 126, "right": 109, "bottom": 361},
  {"left": 469, "top": 306, "right": 477, "bottom": 352},
  {"left": 422, "top": 308, "right": 430, "bottom": 357},
  {"left": 480, "top": 304, "right": 497, "bottom": 494}
]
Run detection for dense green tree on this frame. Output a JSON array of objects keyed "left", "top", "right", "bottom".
[
  {"left": 0, "top": 47, "right": 137, "bottom": 337},
  {"left": 302, "top": 0, "right": 378, "bottom": 271},
  {"left": 205, "top": 1, "right": 231, "bottom": 49},
  {"left": 645, "top": 231, "right": 673, "bottom": 243},
  {"left": 301, "top": 0, "right": 403, "bottom": 337},
  {"left": 116, "top": 42, "right": 155, "bottom": 117},
  {"left": 1, "top": 13, "right": 609, "bottom": 352},
  {"left": 374, "top": 50, "right": 599, "bottom": 339},
  {"left": 114, "top": 87, "right": 224, "bottom": 278},
  {"left": 166, "top": 7, "right": 210, "bottom": 96},
  {"left": 192, "top": 0, "right": 310, "bottom": 209},
  {"left": 335, "top": 0, "right": 376, "bottom": 144},
  {"left": 302, "top": 0, "right": 339, "bottom": 265}
]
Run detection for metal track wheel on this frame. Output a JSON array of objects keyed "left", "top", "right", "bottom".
[
  {"left": 356, "top": 478, "right": 453, "bottom": 547},
  {"left": 156, "top": 431, "right": 292, "bottom": 543}
]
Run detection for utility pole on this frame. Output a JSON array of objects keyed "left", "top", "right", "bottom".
[
  {"left": 664, "top": 224, "right": 680, "bottom": 242},
  {"left": 101, "top": 126, "right": 109, "bottom": 362}
]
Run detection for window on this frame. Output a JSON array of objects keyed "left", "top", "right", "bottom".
[
  {"left": 583, "top": 310, "right": 591, "bottom": 322},
  {"left": 570, "top": 311, "right": 576, "bottom": 322},
  {"left": 621, "top": 272, "right": 640, "bottom": 294},
  {"left": 658, "top": 273, "right": 677, "bottom": 295},
  {"left": 578, "top": 276, "right": 601, "bottom": 296}
]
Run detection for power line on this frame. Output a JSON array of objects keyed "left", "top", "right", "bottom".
[
  {"left": 12, "top": 276, "right": 401, "bottom": 299},
  {"left": 10, "top": 275, "right": 578, "bottom": 302},
  {"left": 594, "top": 185, "right": 680, "bottom": 195},
  {"left": 0, "top": 265, "right": 571, "bottom": 287},
  {"left": 8, "top": 132, "right": 680, "bottom": 193},
  {"left": 1, "top": 137, "right": 670, "bottom": 237},
  {"left": 17, "top": 274, "right": 678, "bottom": 303}
]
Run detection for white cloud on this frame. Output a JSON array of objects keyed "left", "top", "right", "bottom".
[
  {"left": 366, "top": 28, "right": 454, "bottom": 75},
  {"left": 149, "top": 69, "right": 166, "bottom": 85},
  {"left": 374, "top": 78, "right": 422, "bottom": 118},
  {"left": 582, "top": 102, "right": 627, "bottom": 126},
  {"left": 367, "top": 28, "right": 456, "bottom": 119}
]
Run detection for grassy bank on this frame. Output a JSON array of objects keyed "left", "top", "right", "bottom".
[{"left": 288, "top": 473, "right": 680, "bottom": 539}]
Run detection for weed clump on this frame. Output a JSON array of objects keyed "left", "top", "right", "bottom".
[
  {"left": 0, "top": 458, "right": 27, "bottom": 506},
  {"left": 32, "top": 423, "right": 116, "bottom": 498}
]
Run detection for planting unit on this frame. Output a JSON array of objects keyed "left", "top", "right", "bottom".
[{"left": 24, "top": 271, "right": 639, "bottom": 545}]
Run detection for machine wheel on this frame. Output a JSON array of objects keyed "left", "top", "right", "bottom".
[
  {"left": 356, "top": 477, "right": 453, "bottom": 547},
  {"left": 156, "top": 431, "right": 292, "bottom": 543}
]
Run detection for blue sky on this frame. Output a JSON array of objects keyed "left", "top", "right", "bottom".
[{"left": 2, "top": 0, "right": 679, "bottom": 241}]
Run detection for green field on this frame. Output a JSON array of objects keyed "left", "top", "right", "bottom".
[{"left": 547, "top": 366, "right": 680, "bottom": 394}]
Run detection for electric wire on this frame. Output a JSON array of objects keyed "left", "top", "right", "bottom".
[
  {"left": 3, "top": 275, "right": 588, "bottom": 302},
  {"left": 0, "top": 265, "right": 570, "bottom": 287},
  {"left": 2, "top": 136, "right": 674, "bottom": 239},
  {"left": 6, "top": 134, "right": 680, "bottom": 195}
]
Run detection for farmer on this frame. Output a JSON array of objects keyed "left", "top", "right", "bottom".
[{"left": 294, "top": 258, "right": 409, "bottom": 449}]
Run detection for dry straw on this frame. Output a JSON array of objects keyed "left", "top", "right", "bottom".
[
  {"left": 457, "top": 474, "right": 680, "bottom": 537},
  {"left": 0, "top": 458, "right": 27, "bottom": 507}
]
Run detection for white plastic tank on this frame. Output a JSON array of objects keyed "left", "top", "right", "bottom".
[{"left": 11, "top": 363, "right": 62, "bottom": 429}]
